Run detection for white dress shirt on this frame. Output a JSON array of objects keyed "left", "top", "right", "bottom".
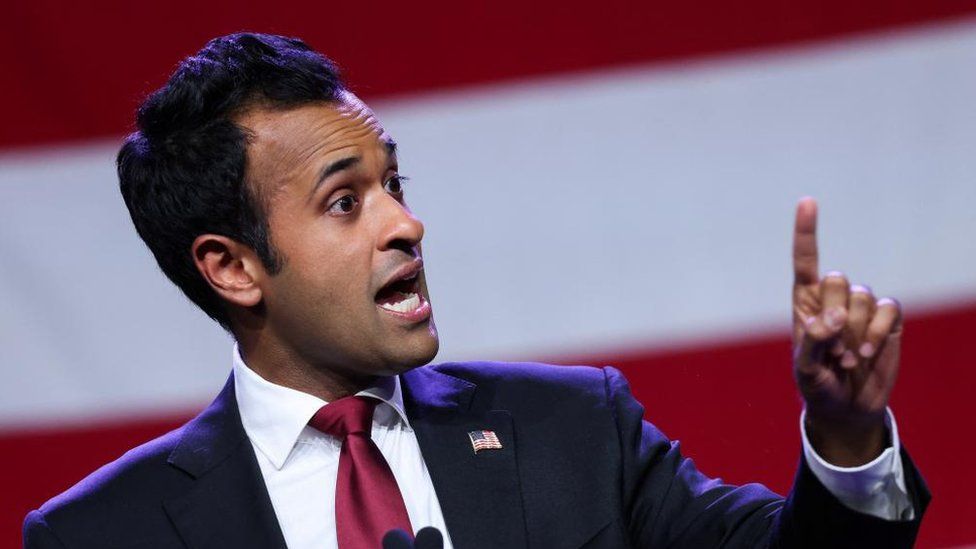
[
  {"left": 233, "top": 347, "right": 454, "bottom": 549},
  {"left": 233, "top": 346, "right": 912, "bottom": 548},
  {"left": 802, "top": 408, "right": 914, "bottom": 520}
]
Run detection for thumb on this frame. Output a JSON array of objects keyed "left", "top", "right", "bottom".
[{"left": 795, "top": 308, "right": 846, "bottom": 373}]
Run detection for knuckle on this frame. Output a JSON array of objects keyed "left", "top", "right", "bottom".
[
  {"left": 795, "top": 256, "right": 816, "bottom": 269},
  {"left": 806, "top": 321, "right": 832, "bottom": 341},
  {"left": 846, "top": 309, "right": 869, "bottom": 326}
]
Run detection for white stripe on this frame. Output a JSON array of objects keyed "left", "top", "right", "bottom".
[
  {"left": 2, "top": 21, "right": 976, "bottom": 425},
  {"left": 383, "top": 19, "right": 976, "bottom": 360}
]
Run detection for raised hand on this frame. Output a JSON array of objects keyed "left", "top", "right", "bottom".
[{"left": 792, "top": 197, "right": 902, "bottom": 466}]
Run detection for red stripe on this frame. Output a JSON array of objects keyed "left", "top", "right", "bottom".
[
  {"left": 3, "top": 414, "right": 189, "bottom": 547},
  {"left": 2, "top": 302, "right": 973, "bottom": 548},
  {"left": 3, "top": 1, "right": 976, "bottom": 149}
]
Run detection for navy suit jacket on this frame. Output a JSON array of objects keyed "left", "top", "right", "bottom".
[{"left": 24, "top": 362, "right": 930, "bottom": 548}]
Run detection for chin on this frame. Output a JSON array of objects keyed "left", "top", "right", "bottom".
[{"left": 386, "top": 326, "right": 439, "bottom": 373}]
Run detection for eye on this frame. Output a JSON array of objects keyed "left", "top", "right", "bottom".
[
  {"left": 384, "top": 174, "right": 409, "bottom": 196},
  {"left": 327, "top": 194, "right": 359, "bottom": 214}
]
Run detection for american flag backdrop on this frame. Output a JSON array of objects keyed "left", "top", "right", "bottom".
[{"left": 2, "top": 1, "right": 976, "bottom": 547}]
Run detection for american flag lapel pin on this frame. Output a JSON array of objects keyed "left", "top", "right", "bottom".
[{"left": 468, "top": 430, "right": 503, "bottom": 453}]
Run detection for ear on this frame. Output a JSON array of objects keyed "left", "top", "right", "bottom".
[{"left": 191, "top": 234, "right": 264, "bottom": 308}]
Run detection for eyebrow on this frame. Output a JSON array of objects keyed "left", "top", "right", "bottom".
[
  {"left": 308, "top": 138, "right": 399, "bottom": 200},
  {"left": 319, "top": 156, "right": 360, "bottom": 184}
]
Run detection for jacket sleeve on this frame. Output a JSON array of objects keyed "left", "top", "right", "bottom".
[
  {"left": 23, "top": 510, "right": 68, "bottom": 549},
  {"left": 604, "top": 366, "right": 930, "bottom": 548}
]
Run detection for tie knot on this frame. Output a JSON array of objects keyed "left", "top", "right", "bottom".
[{"left": 309, "top": 396, "right": 379, "bottom": 439}]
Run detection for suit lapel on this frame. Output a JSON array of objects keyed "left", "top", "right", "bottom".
[
  {"left": 163, "top": 374, "right": 287, "bottom": 549},
  {"left": 402, "top": 367, "right": 528, "bottom": 549}
]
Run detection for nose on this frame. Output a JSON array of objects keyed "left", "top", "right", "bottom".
[{"left": 376, "top": 193, "right": 425, "bottom": 255}]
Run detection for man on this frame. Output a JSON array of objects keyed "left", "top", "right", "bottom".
[{"left": 23, "top": 33, "right": 928, "bottom": 548}]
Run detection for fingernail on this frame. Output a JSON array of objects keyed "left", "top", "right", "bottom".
[
  {"left": 859, "top": 342, "right": 875, "bottom": 358},
  {"left": 825, "top": 308, "right": 845, "bottom": 330},
  {"left": 841, "top": 350, "right": 858, "bottom": 368}
]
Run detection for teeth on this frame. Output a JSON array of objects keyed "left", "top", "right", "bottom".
[{"left": 379, "top": 292, "right": 421, "bottom": 313}]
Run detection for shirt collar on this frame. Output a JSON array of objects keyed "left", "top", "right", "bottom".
[{"left": 232, "top": 344, "right": 410, "bottom": 470}]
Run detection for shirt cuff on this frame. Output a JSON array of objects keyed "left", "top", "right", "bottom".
[{"left": 800, "top": 407, "right": 914, "bottom": 521}]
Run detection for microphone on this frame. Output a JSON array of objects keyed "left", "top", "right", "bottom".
[
  {"left": 415, "top": 527, "right": 444, "bottom": 549},
  {"left": 382, "top": 527, "right": 444, "bottom": 549},
  {"left": 382, "top": 529, "right": 413, "bottom": 549}
]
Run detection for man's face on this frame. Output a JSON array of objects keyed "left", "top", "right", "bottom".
[{"left": 238, "top": 93, "right": 438, "bottom": 378}]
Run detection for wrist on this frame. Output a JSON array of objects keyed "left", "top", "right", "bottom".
[{"left": 804, "top": 410, "right": 888, "bottom": 467}]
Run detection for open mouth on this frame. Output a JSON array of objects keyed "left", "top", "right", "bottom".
[
  {"left": 374, "top": 263, "right": 430, "bottom": 321},
  {"left": 375, "top": 275, "right": 422, "bottom": 312}
]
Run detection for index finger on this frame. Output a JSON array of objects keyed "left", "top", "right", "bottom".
[{"left": 793, "top": 197, "right": 819, "bottom": 286}]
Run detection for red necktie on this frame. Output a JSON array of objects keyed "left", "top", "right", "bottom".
[{"left": 309, "top": 396, "right": 413, "bottom": 548}]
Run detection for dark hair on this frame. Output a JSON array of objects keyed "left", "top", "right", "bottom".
[{"left": 118, "top": 33, "right": 345, "bottom": 330}]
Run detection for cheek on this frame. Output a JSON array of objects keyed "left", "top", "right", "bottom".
[
  {"left": 267, "top": 205, "right": 378, "bottom": 306},
  {"left": 281, "top": 231, "right": 373, "bottom": 302}
]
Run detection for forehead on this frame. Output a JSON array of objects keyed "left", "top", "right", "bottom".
[{"left": 237, "top": 93, "right": 392, "bottom": 195}]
